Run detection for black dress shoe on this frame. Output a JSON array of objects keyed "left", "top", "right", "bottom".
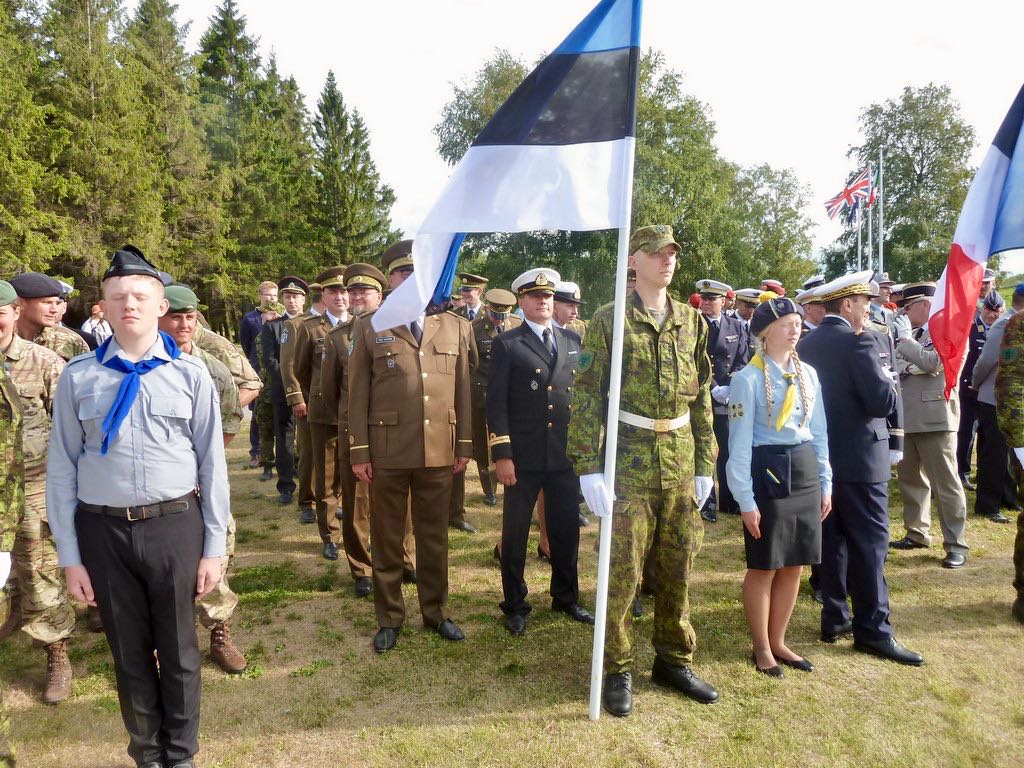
[
  {"left": 853, "top": 636, "right": 924, "bottom": 666},
  {"left": 354, "top": 577, "right": 373, "bottom": 598},
  {"left": 435, "top": 619, "right": 465, "bottom": 642},
  {"left": 492, "top": 545, "right": 501, "bottom": 562},
  {"left": 751, "top": 653, "right": 784, "bottom": 678},
  {"left": 168, "top": 762, "right": 194, "bottom": 768},
  {"left": 632, "top": 596, "right": 644, "bottom": 618},
  {"left": 259, "top": 467, "right": 273, "bottom": 481},
  {"left": 373, "top": 627, "right": 399, "bottom": 653},
  {"left": 981, "top": 511, "right": 1011, "bottom": 523},
  {"left": 322, "top": 542, "right": 339, "bottom": 560},
  {"left": 503, "top": 613, "right": 526, "bottom": 635},
  {"left": 553, "top": 602, "right": 595, "bottom": 625},
  {"left": 403, "top": 568, "right": 418, "bottom": 584},
  {"left": 1012, "top": 598, "right": 1024, "bottom": 624},
  {"left": 138, "top": 763, "right": 163, "bottom": 768},
  {"left": 484, "top": 493, "right": 498, "bottom": 506},
  {"left": 889, "top": 535, "right": 928, "bottom": 550},
  {"left": 651, "top": 657, "right": 719, "bottom": 703},
  {"left": 820, "top": 620, "right": 853, "bottom": 643},
  {"left": 537, "top": 545, "right": 551, "bottom": 562},
  {"left": 942, "top": 552, "right": 967, "bottom": 569},
  {"left": 700, "top": 508, "right": 717, "bottom": 523},
  {"left": 298, "top": 507, "right": 315, "bottom": 524},
  {"left": 775, "top": 655, "right": 815, "bottom": 673},
  {"left": 278, "top": 491, "right": 293, "bottom": 505},
  {"left": 812, "top": 588, "right": 824, "bottom": 605},
  {"left": 449, "top": 520, "right": 477, "bottom": 533},
  {"left": 603, "top": 672, "right": 633, "bottom": 717},
  {"left": 578, "top": 511, "right": 590, "bottom": 527}
]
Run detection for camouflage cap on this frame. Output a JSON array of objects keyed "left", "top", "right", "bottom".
[
  {"left": 344, "top": 263, "right": 387, "bottom": 292},
  {"left": 0, "top": 280, "right": 16, "bottom": 307},
  {"left": 259, "top": 300, "right": 286, "bottom": 314},
  {"left": 314, "top": 266, "right": 347, "bottom": 290},
  {"left": 381, "top": 240, "right": 414, "bottom": 273},
  {"left": 165, "top": 284, "right": 201, "bottom": 313},
  {"left": 629, "top": 224, "right": 681, "bottom": 255}
]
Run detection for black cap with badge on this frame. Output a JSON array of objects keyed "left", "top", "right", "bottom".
[{"left": 103, "top": 245, "right": 162, "bottom": 281}]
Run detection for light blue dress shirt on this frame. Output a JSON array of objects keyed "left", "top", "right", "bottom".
[
  {"left": 726, "top": 353, "right": 832, "bottom": 513},
  {"left": 46, "top": 336, "right": 230, "bottom": 567}
]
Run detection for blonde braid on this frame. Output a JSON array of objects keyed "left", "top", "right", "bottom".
[
  {"left": 792, "top": 350, "right": 811, "bottom": 429},
  {"left": 762, "top": 352, "right": 774, "bottom": 427}
]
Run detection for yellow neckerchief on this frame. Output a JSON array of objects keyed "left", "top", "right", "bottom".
[{"left": 749, "top": 352, "right": 797, "bottom": 431}]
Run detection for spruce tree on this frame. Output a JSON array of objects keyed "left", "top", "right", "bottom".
[{"left": 312, "top": 70, "right": 397, "bottom": 261}]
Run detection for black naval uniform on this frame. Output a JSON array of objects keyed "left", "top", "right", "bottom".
[
  {"left": 957, "top": 312, "right": 987, "bottom": 479},
  {"left": 260, "top": 316, "right": 297, "bottom": 497},
  {"left": 704, "top": 312, "right": 751, "bottom": 515},
  {"left": 798, "top": 316, "right": 899, "bottom": 643},
  {"left": 487, "top": 323, "right": 582, "bottom": 616}
]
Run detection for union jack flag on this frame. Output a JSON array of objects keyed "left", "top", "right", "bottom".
[{"left": 824, "top": 167, "right": 871, "bottom": 219}]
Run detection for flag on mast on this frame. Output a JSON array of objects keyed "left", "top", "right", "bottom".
[
  {"left": 824, "top": 167, "right": 871, "bottom": 220},
  {"left": 929, "top": 84, "right": 1024, "bottom": 396},
  {"left": 372, "top": 0, "right": 643, "bottom": 332}
]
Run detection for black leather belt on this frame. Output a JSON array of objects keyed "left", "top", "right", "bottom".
[{"left": 78, "top": 493, "right": 195, "bottom": 522}]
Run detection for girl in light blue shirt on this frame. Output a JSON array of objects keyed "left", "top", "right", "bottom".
[{"left": 726, "top": 296, "right": 832, "bottom": 678}]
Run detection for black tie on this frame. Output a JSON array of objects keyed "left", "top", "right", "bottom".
[
  {"left": 409, "top": 321, "right": 422, "bottom": 344},
  {"left": 914, "top": 327, "right": 924, "bottom": 341},
  {"left": 542, "top": 328, "right": 555, "bottom": 356},
  {"left": 467, "top": 308, "right": 475, "bottom": 321}
]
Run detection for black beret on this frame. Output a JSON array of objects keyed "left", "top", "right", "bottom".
[
  {"left": 10, "top": 272, "right": 64, "bottom": 299},
  {"left": 103, "top": 244, "right": 162, "bottom": 281},
  {"left": 750, "top": 296, "right": 803, "bottom": 338}
]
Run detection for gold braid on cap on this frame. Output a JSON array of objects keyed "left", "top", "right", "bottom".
[
  {"left": 820, "top": 283, "right": 871, "bottom": 302},
  {"left": 757, "top": 291, "right": 778, "bottom": 305}
]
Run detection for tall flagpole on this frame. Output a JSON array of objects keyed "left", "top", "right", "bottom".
[
  {"left": 867, "top": 177, "right": 874, "bottom": 273},
  {"left": 588, "top": 139, "right": 637, "bottom": 722},
  {"left": 878, "top": 147, "right": 885, "bottom": 274},
  {"left": 856, "top": 205, "right": 863, "bottom": 271}
]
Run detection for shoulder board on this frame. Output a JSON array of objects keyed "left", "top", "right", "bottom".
[{"left": 64, "top": 350, "right": 96, "bottom": 367}]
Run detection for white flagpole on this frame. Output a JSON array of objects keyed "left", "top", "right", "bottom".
[
  {"left": 867, "top": 185, "right": 874, "bottom": 273},
  {"left": 878, "top": 147, "right": 885, "bottom": 274},
  {"left": 856, "top": 205, "right": 863, "bottom": 271},
  {"left": 588, "top": 140, "right": 637, "bottom": 722}
]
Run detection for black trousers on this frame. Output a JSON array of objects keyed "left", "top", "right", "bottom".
[
  {"left": 500, "top": 467, "right": 581, "bottom": 615},
  {"left": 820, "top": 480, "right": 893, "bottom": 643},
  {"left": 975, "top": 402, "right": 1019, "bottom": 515},
  {"left": 248, "top": 402, "right": 260, "bottom": 458},
  {"left": 271, "top": 397, "right": 296, "bottom": 495},
  {"left": 956, "top": 387, "right": 978, "bottom": 477},
  {"left": 76, "top": 497, "right": 205, "bottom": 766}
]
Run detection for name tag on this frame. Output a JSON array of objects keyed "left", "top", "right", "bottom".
[
  {"left": 725, "top": 335, "right": 737, "bottom": 342},
  {"left": 569, "top": 350, "right": 578, "bottom": 355},
  {"left": 375, "top": 336, "right": 395, "bottom": 344}
]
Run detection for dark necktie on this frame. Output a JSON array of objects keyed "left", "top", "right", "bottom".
[
  {"left": 467, "top": 307, "right": 475, "bottom": 321},
  {"left": 409, "top": 321, "right": 422, "bottom": 344},
  {"left": 542, "top": 328, "right": 555, "bottom": 356},
  {"left": 914, "top": 327, "right": 924, "bottom": 341}
]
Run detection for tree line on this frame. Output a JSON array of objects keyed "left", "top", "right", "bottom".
[{"left": 1, "top": 1, "right": 978, "bottom": 330}]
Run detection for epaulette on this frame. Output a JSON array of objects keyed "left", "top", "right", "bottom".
[{"left": 64, "top": 350, "right": 95, "bottom": 368}]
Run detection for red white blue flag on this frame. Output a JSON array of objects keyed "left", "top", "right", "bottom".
[{"left": 824, "top": 168, "right": 871, "bottom": 220}]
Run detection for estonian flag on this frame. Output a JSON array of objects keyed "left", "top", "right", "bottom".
[
  {"left": 371, "top": 0, "right": 643, "bottom": 332},
  {"left": 930, "top": 84, "right": 1024, "bottom": 396}
]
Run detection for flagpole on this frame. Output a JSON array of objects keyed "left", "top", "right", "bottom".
[
  {"left": 867, "top": 178, "right": 874, "bottom": 273},
  {"left": 878, "top": 147, "right": 885, "bottom": 274},
  {"left": 588, "top": 140, "right": 637, "bottom": 723},
  {"left": 856, "top": 205, "right": 862, "bottom": 271}
]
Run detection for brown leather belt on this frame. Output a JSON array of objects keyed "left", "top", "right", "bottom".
[{"left": 78, "top": 493, "right": 195, "bottom": 522}]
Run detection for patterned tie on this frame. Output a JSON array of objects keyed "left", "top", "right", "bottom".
[
  {"left": 467, "top": 307, "right": 475, "bottom": 321},
  {"left": 542, "top": 328, "right": 555, "bottom": 356}
]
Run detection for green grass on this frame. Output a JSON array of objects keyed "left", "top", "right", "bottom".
[{"left": 2, "top": 425, "right": 1022, "bottom": 767}]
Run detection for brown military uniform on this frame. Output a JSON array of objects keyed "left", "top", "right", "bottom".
[
  {"left": 283, "top": 311, "right": 316, "bottom": 512},
  {"left": 348, "top": 311, "right": 473, "bottom": 629},
  {"left": 446, "top": 312, "right": 478, "bottom": 528}
]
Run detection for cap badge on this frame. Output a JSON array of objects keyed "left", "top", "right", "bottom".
[{"left": 536, "top": 274, "right": 548, "bottom": 286}]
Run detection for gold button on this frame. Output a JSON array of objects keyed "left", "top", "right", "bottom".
[
  {"left": 424, "top": 395, "right": 429, "bottom": 401},
  {"left": 547, "top": 385, "right": 552, "bottom": 391},
  {"left": 547, "top": 422, "right": 553, "bottom": 428},
  {"left": 422, "top": 372, "right": 427, "bottom": 378},
  {"left": 419, "top": 351, "right": 424, "bottom": 357},
  {"left": 378, "top": 420, "right": 383, "bottom": 425},
  {"left": 572, "top": 369, "right": 577, "bottom": 374},
  {"left": 535, "top": 368, "right": 541, "bottom": 374},
  {"left": 424, "top": 419, "right": 430, "bottom": 425},
  {"left": 548, "top": 404, "right": 553, "bottom": 410}
]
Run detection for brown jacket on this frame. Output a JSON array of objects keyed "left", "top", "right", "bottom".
[
  {"left": 292, "top": 313, "right": 342, "bottom": 424},
  {"left": 348, "top": 312, "right": 473, "bottom": 469},
  {"left": 282, "top": 311, "right": 314, "bottom": 406},
  {"left": 470, "top": 314, "right": 522, "bottom": 411},
  {"left": 321, "top": 320, "right": 354, "bottom": 430}
]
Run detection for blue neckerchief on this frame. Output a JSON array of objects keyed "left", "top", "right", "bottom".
[{"left": 97, "top": 331, "right": 180, "bottom": 454}]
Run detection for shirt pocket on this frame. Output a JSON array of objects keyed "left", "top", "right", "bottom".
[
  {"left": 371, "top": 344, "right": 406, "bottom": 377},
  {"left": 433, "top": 342, "right": 459, "bottom": 375},
  {"left": 149, "top": 394, "right": 193, "bottom": 442}
]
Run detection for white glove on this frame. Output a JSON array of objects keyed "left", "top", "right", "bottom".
[
  {"left": 580, "top": 473, "right": 614, "bottom": 519},
  {"left": 711, "top": 385, "right": 730, "bottom": 404},
  {"left": 0, "top": 552, "right": 10, "bottom": 590},
  {"left": 889, "top": 450, "right": 904, "bottom": 466},
  {"left": 893, "top": 314, "right": 912, "bottom": 341},
  {"left": 1014, "top": 447, "right": 1024, "bottom": 467},
  {"left": 694, "top": 476, "right": 714, "bottom": 508}
]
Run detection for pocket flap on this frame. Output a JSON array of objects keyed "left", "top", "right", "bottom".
[
  {"left": 369, "top": 411, "right": 398, "bottom": 426},
  {"left": 448, "top": 407, "right": 457, "bottom": 424},
  {"left": 149, "top": 395, "right": 193, "bottom": 419},
  {"left": 873, "top": 424, "right": 889, "bottom": 441},
  {"left": 77, "top": 394, "right": 113, "bottom": 421},
  {"left": 435, "top": 343, "right": 459, "bottom": 356}
]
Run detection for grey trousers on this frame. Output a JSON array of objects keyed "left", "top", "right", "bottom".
[{"left": 898, "top": 431, "right": 969, "bottom": 555}]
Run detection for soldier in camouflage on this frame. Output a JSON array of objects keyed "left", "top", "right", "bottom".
[
  {"left": 568, "top": 225, "right": 719, "bottom": 717},
  {"left": 994, "top": 309, "right": 1024, "bottom": 624},
  {"left": 10, "top": 272, "right": 89, "bottom": 361},
  {"left": 158, "top": 285, "right": 248, "bottom": 672},
  {"left": 0, "top": 281, "right": 75, "bottom": 704},
  {"left": 0, "top": 281, "right": 24, "bottom": 767},
  {"left": 191, "top": 319, "right": 262, "bottom": 413}
]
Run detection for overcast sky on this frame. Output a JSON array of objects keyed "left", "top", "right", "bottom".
[{"left": 149, "top": 0, "right": 1024, "bottom": 274}]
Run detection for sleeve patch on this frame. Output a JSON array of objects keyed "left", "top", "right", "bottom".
[
  {"left": 728, "top": 402, "right": 745, "bottom": 421},
  {"left": 1000, "top": 347, "right": 1019, "bottom": 364},
  {"left": 578, "top": 350, "right": 594, "bottom": 372}
]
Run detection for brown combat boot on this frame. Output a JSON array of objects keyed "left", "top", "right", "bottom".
[
  {"left": 209, "top": 622, "right": 247, "bottom": 673},
  {"left": 43, "top": 639, "right": 72, "bottom": 704}
]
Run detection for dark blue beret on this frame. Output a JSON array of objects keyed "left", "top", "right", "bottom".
[
  {"left": 103, "top": 244, "right": 161, "bottom": 281},
  {"left": 750, "top": 296, "right": 803, "bottom": 338},
  {"left": 10, "top": 271, "right": 64, "bottom": 299}
]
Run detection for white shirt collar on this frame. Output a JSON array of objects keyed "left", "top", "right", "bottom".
[{"left": 525, "top": 318, "right": 552, "bottom": 342}]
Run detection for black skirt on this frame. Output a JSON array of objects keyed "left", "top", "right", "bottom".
[{"left": 744, "top": 441, "right": 822, "bottom": 570}]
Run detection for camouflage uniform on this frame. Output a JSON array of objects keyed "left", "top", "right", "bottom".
[
  {"left": 565, "top": 318, "right": 588, "bottom": 338},
  {"left": 0, "top": 360, "right": 24, "bottom": 768},
  {"left": 31, "top": 324, "right": 88, "bottom": 362},
  {"left": 994, "top": 312, "right": 1024, "bottom": 610},
  {"left": 568, "top": 291, "right": 715, "bottom": 673},
  {"left": 3, "top": 335, "right": 74, "bottom": 646},
  {"left": 192, "top": 324, "right": 263, "bottom": 404}
]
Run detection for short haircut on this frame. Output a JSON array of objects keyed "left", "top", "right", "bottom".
[
  {"left": 823, "top": 297, "right": 847, "bottom": 315},
  {"left": 258, "top": 280, "right": 277, "bottom": 293},
  {"left": 101, "top": 273, "right": 165, "bottom": 297}
]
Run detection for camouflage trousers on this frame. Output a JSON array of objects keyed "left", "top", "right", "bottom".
[
  {"left": 604, "top": 483, "right": 704, "bottom": 674},
  {"left": 195, "top": 516, "right": 238, "bottom": 629},
  {"left": 0, "top": 677, "right": 12, "bottom": 767},
  {"left": 12, "top": 476, "right": 75, "bottom": 646},
  {"left": 255, "top": 391, "right": 275, "bottom": 467}
]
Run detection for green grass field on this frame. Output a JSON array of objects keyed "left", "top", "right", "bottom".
[{"left": 3, "top": 432, "right": 1023, "bottom": 767}]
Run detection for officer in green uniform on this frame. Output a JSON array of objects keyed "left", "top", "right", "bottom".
[
  {"left": 568, "top": 224, "right": 719, "bottom": 717},
  {"left": 0, "top": 280, "right": 24, "bottom": 767},
  {"left": 994, "top": 308, "right": 1024, "bottom": 623}
]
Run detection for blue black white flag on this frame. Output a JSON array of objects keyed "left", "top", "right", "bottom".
[{"left": 372, "top": 0, "right": 643, "bottom": 331}]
